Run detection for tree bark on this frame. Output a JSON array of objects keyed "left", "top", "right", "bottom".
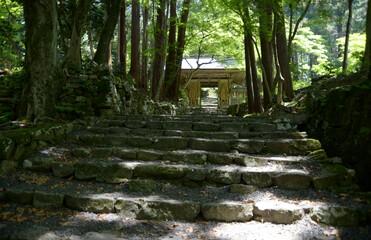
[
  {"left": 259, "top": 1, "right": 274, "bottom": 108},
  {"left": 64, "top": 0, "right": 91, "bottom": 69},
  {"left": 118, "top": 0, "right": 127, "bottom": 75},
  {"left": 130, "top": 0, "right": 141, "bottom": 86},
  {"left": 343, "top": 0, "right": 353, "bottom": 72},
  {"left": 141, "top": 2, "right": 149, "bottom": 89},
  {"left": 151, "top": 0, "right": 167, "bottom": 99},
  {"left": 164, "top": 0, "right": 177, "bottom": 101},
  {"left": 244, "top": 33, "right": 255, "bottom": 114},
  {"left": 93, "top": 0, "right": 121, "bottom": 65},
  {"left": 275, "top": 0, "right": 294, "bottom": 101},
  {"left": 171, "top": 0, "right": 192, "bottom": 101},
  {"left": 364, "top": 0, "right": 371, "bottom": 70},
  {"left": 20, "top": 0, "right": 59, "bottom": 120}
]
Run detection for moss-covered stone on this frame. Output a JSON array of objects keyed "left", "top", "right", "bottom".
[
  {"left": 129, "top": 179, "right": 158, "bottom": 193},
  {"left": 0, "top": 137, "right": 14, "bottom": 159}
]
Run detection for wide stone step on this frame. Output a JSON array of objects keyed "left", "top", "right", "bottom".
[
  {"left": 93, "top": 119, "right": 297, "bottom": 133},
  {"left": 66, "top": 134, "right": 321, "bottom": 155},
  {"left": 2, "top": 174, "right": 369, "bottom": 226},
  {"left": 87, "top": 126, "right": 307, "bottom": 140},
  {"left": 23, "top": 154, "right": 330, "bottom": 190}
]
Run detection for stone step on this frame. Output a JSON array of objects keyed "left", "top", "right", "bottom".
[
  {"left": 94, "top": 119, "right": 297, "bottom": 132},
  {"left": 87, "top": 126, "right": 307, "bottom": 140},
  {"left": 23, "top": 155, "right": 334, "bottom": 190},
  {"left": 2, "top": 173, "right": 369, "bottom": 226},
  {"left": 45, "top": 146, "right": 310, "bottom": 166},
  {"left": 66, "top": 134, "right": 321, "bottom": 155}
]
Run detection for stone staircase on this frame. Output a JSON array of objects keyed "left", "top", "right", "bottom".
[{"left": 1, "top": 114, "right": 370, "bottom": 229}]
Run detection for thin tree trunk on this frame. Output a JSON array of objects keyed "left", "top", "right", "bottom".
[
  {"left": 273, "top": 12, "right": 284, "bottom": 105},
  {"left": 246, "top": 8, "right": 263, "bottom": 114},
  {"left": 172, "top": 0, "right": 192, "bottom": 101},
  {"left": 288, "top": 0, "right": 312, "bottom": 59},
  {"left": 275, "top": 0, "right": 294, "bottom": 101},
  {"left": 20, "top": 0, "right": 58, "bottom": 120},
  {"left": 118, "top": 0, "right": 127, "bottom": 75},
  {"left": 151, "top": 0, "right": 166, "bottom": 99},
  {"left": 364, "top": 0, "right": 371, "bottom": 70},
  {"left": 164, "top": 0, "right": 177, "bottom": 101},
  {"left": 155, "top": 0, "right": 170, "bottom": 101},
  {"left": 64, "top": 0, "right": 91, "bottom": 69},
  {"left": 244, "top": 33, "right": 254, "bottom": 113},
  {"left": 343, "top": 0, "right": 353, "bottom": 72},
  {"left": 87, "top": 24, "right": 95, "bottom": 59},
  {"left": 259, "top": 1, "right": 274, "bottom": 107},
  {"left": 142, "top": 2, "right": 149, "bottom": 88},
  {"left": 130, "top": 0, "right": 141, "bottom": 86},
  {"left": 94, "top": 0, "right": 121, "bottom": 65}
]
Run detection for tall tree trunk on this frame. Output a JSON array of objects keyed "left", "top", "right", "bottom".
[
  {"left": 343, "top": 0, "right": 353, "bottom": 71},
  {"left": 244, "top": 33, "right": 255, "bottom": 114},
  {"left": 141, "top": 2, "right": 149, "bottom": 89},
  {"left": 94, "top": 0, "right": 121, "bottom": 65},
  {"left": 171, "top": 0, "right": 192, "bottom": 101},
  {"left": 275, "top": 0, "right": 294, "bottom": 101},
  {"left": 259, "top": 1, "right": 274, "bottom": 108},
  {"left": 364, "top": 0, "right": 371, "bottom": 70},
  {"left": 246, "top": 9, "right": 263, "bottom": 113},
  {"left": 20, "top": 0, "right": 58, "bottom": 120},
  {"left": 64, "top": 0, "right": 91, "bottom": 69},
  {"left": 273, "top": 14, "right": 284, "bottom": 105},
  {"left": 87, "top": 24, "right": 95, "bottom": 59},
  {"left": 118, "top": 0, "right": 127, "bottom": 75},
  {"left": 164, "top": 0, "right": 177, "bottom": 101},
  {"left": 130, "top": 0, "right": 141, "bottom": 86},
  {"left": 151, "top": 0, "right": 166, "bottom": 99}
]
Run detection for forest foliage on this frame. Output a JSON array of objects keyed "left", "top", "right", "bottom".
[{"left": 0, "top": 0, "right": 369, "bottom": 120}]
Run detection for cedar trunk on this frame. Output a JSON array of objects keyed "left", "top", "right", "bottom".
[
  {"left": 151, "top": 0, "right": 166, "bottom": 99},
  {"left": 118, "top": 0, "right": 127, "bottom": 75},
  {"left": 259, "top": 2, "right": 274, "bottom": 107},
  {"left": 164, "top": 0, "right": 178, "bottom": 101},
  {"left": 20, "top": 0, "right": 58, "bottom": 120},
  {"left": 64, "top": 0, "right": 91, "bottom": 69},
  {"left": 343, "top": 0, "right": 353, "bottom": 71},
  {"left": 364, "top": 0, "right": 371, "bottom": 69},
  {"left": 172, "top": 0, "right": 192, "bottom": 101},
  {"left": 130, "top": 0, "right": 141, "bottom": 86},
  {"left": 244, "top": 34, "right": 255, "bottom": 114},
  {"left": 275, "top": 0, "right": 294, "bottom": 100},
  {"left": 142, "top": 3, "right": 149, "bottom": 89},
  {"left": 94, "top": 0, "right": 121, "bottom": 65}
]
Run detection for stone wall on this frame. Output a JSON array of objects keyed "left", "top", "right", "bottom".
[
  {"left": 57, "top": 65, "right": 188, "bottom": 119},
  {"left": 0, "top": 120, "right": 88, "bottom": 174},
  {"left": 304, "top": 71, "right": 371, "bottom": 190}
]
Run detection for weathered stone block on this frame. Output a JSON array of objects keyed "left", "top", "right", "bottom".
[
  {"left": 137, "top": 150, "right": 163, "bottom": 161},
  {"left": 193, "top": 122, "right": 219, "bottom": 132},
  {"left": 310, "top": 206, "right": 360, "bottom": 227},
  {"left": 185, "top": 167, "right": 206, "bottom": 181},
  {"left": 71, "top": 148, "right": 90, "bottom": 158},
  {"left": 91, "top": 147, "right": 113, "bottom": 158},
  {"left": 33, "top": 191, "right": 65, "bottom": 209},
  {"left": 202, "top": 202, "right": 254, "bottom": 222},
  {"left": 231, "top": 140, "right": 265, "bottom": 154},
  {"left": 242, "top": 172, "right": 273, "bottom": 188},
  {"left": 152, "top": 137, "right": 188, "bottom": 150},
  {"left": 115, "top": 199, "right": 141, "bottom": 218},
  {"left": 253, "top": 201, "right": 304, "bottom": 224},
  {"left": 208, "top": 153, "right": 234, "bottom": 165},
  {"left": 230, "top": 184, "right": 257, "bottom": 194},
  {"left": 0, "top": 160, "right": 17, "bottom": 174},
  {"left": 129, "top": 179, "right": 158, "bottom": 193},
  {"left": 75, "top": 162, "right": 102, "bottom": 180},
  {"left": 98, "top": 162, "right": 133, "bottom": 183},
  {"left": 163, "top": 151, "right": 207, "bottom": 164},
  {"left": 163, "top": 121, "right": 193, "bottom": 131},
  {"left": 23, "top": 157, "right": 53, "bottom": 172},
  {"left": 51, "top": 162, "right": 75, "bottom": 178},
  {"left": 5, "top": 189, "right": 34, "bottom": 204},
  {"left": 65, "top": 194, "right": 115, "bottom": 213},
  {"left": 115, "top": 148, "right": 138, "bottom": 159},
  {"left": 138, "top": 199, "right": 201, "bottom": 221},
  {"left": 274, "top": 170, "right": 311, "bottom": 190},
  {"left": 189, "top": 139, "right": 230, "bottom": 152},
  {"left": 207, "top": 169, "right": 241, "bottom": 185},
  {"left": 134, "top": 165, "right": 185, "bottom": 179}
]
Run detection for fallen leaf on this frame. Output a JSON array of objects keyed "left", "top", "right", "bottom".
[{"left": 189, "top": 227, "right": 193, "bottom": 233}]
